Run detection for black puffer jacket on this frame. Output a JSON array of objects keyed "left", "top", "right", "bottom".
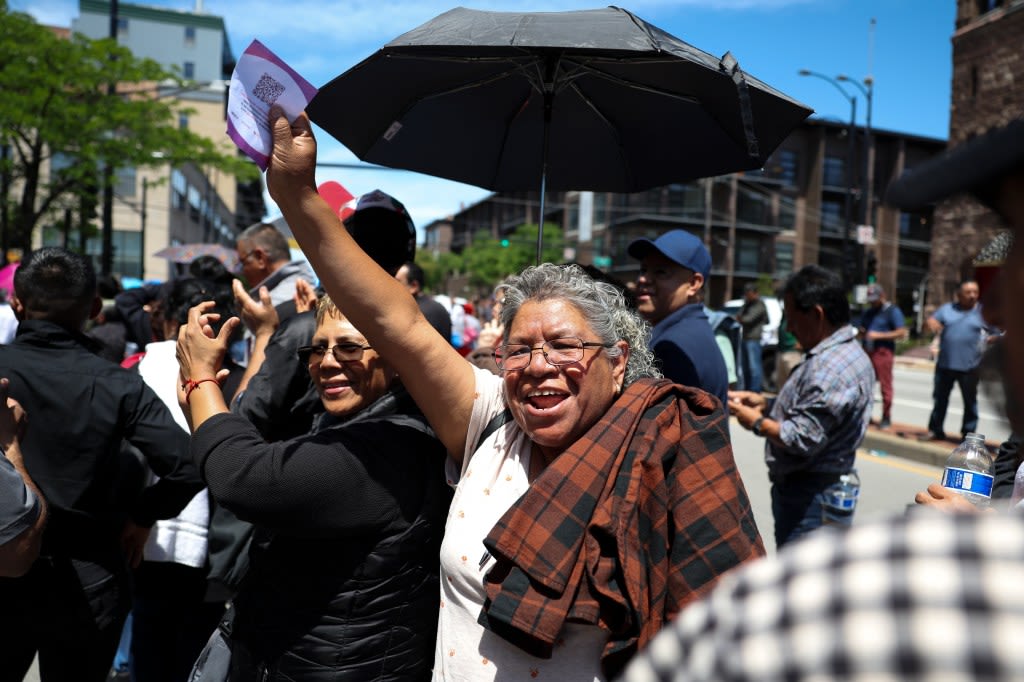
[{"left": 192, "top": 386, "right": 451, "bottom": 681}]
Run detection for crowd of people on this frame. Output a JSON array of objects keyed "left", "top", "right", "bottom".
[{"left": 0, "top": 106, "right": 1021, "bottom": 682}]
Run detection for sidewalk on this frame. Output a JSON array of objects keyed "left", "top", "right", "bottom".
[
  {"left": 862, "top": 345, "right": 1002, "bottom": 467},
  {"left": 892, "top": 343, "right": 935, "bottom": 372}
]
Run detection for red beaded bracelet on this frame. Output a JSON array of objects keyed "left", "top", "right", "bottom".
[{"left": 182, "top": 378, "right": 219, "bottom": 405}]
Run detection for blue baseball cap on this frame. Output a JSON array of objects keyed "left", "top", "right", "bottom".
[{"left": 627, "top": 230, "right": 711, "bottom": 279}]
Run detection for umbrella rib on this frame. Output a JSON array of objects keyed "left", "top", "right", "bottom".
[{"left": 557, "top": 57, "right": 700, "bottom": 105}]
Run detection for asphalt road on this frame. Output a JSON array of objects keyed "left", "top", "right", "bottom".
[{"left": 883, "top": 364, "right": 1011, "bottom": 443}]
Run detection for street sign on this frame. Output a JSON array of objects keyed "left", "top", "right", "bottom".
[{"left": 857, "top": 224, "right": 876, "bottom": 245}]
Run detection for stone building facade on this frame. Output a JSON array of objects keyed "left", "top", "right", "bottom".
[{"left": 928, "top": 0, "right": 1024, "bottom": 307}]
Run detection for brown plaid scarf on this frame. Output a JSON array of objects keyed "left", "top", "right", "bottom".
[{"left": 479, "top": 378, "right": 765, "bottom": 677}]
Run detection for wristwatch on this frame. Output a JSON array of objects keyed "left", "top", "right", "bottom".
[{"left": 751, "top": 417, "right": 765, "bottom": 437}]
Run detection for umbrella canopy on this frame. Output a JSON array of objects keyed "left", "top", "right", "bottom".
[
  {"left": 153, "top": 243, "right": 239, "bottom": 270},
  {"left": 309, "top": 6, "right": 812, "bottom": 260}
]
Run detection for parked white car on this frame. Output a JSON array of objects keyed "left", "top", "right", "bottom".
[{"left": 721, "top": 296, "right": 783, "bottom": 348}]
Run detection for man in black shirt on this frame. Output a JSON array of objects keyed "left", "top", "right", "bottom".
[
  {"left": 396, "top": 260, "right": 452, "bottom": 342},
  {"left": 0, "top": 247, "right": 202, "bottom": 682}
]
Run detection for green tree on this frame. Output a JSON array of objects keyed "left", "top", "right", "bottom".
[
  {"left": 461, "top": 222, "right": 565, "bottom": 290},
  {"left": 416, "top": 249, "right": 463, "bottom": 294},
  {"left": 0, "top": 7, "right": 257, "bottom": 255}
]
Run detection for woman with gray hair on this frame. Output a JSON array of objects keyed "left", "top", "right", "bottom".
[{"left": 264, "top": 108, "right": 764, "bottom": 680}]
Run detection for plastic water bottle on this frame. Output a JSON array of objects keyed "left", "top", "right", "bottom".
[
  {"left": 941, "top": 432, "right": 994, "bottom": 507},
  {"left": 821, "top": 469, "right": 861, "bottom": 526}
]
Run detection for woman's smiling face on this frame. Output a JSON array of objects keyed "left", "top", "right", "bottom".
[
  {"left": 308, "top": 312, "right": 395, "bottom": 418},
  {"left": 501, "top": 298, "right": 627, "bottom": 457}
]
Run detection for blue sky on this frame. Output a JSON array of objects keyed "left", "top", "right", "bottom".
[{"left": 15, "top": 0, "right": 955, "bottom": 235}]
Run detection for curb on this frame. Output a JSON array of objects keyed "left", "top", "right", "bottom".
[{"left": 860, "top": 429, "right": 949, "bottom": 468}]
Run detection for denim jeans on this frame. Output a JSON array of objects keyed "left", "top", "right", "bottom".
[
  {"left": 770, "top": 471, "right": 844, "bottom": 549},
  {"left": 742, "top": 339, "right": 764, "bottom": 393}
]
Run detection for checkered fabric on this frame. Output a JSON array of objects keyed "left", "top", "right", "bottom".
[{"left": 619, "top": 511, "right": 1024, "bottom": 681}]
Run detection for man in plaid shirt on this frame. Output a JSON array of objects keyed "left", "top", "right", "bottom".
[{"left": 728, "top": 265, "right": 873, "bottom": 548}]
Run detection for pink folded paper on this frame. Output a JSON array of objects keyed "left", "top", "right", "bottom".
[{"left": 227, "top": 39, "right": 318, "bottom": 171}]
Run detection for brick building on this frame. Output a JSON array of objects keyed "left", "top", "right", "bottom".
[
  {"left": 423, "top": 119, "right": 945, "bottom": 326},
  {"left": 925, "top": 0, "right": 1024, "bottom": 308}
]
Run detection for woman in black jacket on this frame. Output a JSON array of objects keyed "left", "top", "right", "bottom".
[{"left": 176, "top": 291, "right": 450, "bottom": 681}]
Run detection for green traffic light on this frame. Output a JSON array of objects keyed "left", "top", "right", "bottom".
[{"left": 500, "top": 239, "right": 509, "bottom": 247}]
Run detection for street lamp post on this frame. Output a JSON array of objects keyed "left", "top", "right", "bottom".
[
  {"left": 838, "top": 73, "right": 874, "bottom": 283},
  {"left": 798, "top": 69, "right": 859, "bottom": 290}
]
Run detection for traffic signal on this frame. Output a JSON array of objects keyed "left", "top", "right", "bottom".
[
  {"left": 500, "top": 239, "right": 510, "bottom": 248},
  {"left": 865, "top": 250, "right": 877, "bottom": 283}
]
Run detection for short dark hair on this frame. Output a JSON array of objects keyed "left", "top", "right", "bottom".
[
  {"left": 165, "top": 276, "right": 236, "bottom": 332},
  {"left": 237, "top": 223, "right": 291, "bottom": 263},
  {"left": 402, "top": 261, "right": 426, "bottom": 288},
  {"left": 14, "top": 247, "right": 97, "bottom": 327},
  {"left": 783, "top": 265, "right": 850, "bottom": 327}
]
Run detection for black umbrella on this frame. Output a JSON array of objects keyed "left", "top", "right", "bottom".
[{"left": 308, "top": 6, "right": 812, "bottom": 262}]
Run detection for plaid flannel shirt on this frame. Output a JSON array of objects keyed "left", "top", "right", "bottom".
[
  {"left": 767, "top": 325, "right": 874, "bottom": 478},
  {"left": 480, "top": 378, "right": 765, "bottom": 678}
]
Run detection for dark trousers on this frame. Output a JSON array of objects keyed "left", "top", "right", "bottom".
[
  {"left": 742, "top": 339, "right": 764, "bottom": 393},
  {"left": 770, "top": 471, "right": 843, "bottom": 549},
  {"left": 0, "top": 556, "right": 130, "bottom": 682},
  {"left": 131, "top": 561, "right": 226, "bottom": 682},
  {"left": 869, "top": 346, "right": 895, "bottom": 419},
  {"left": 928, "top": 366, "right": 980, "bottom": 438}
]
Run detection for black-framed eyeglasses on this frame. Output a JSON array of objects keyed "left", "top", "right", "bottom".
[
  {"left": 297, "top": 343, "right": 373, "bottom": 365},
  {"left": 492, "top": 337, "right": 611, "bottom": 372}
]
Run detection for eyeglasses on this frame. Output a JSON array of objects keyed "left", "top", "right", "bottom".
[
  {"left": 492, "top": 337, "right": 611, "bottom": 372},
  {"left": 297, "top": 343, "right": 373, "bottom": 365}
]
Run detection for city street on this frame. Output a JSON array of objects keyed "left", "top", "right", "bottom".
[{"left": 882, "top": 364, "right": 1011, "bottom": 443}]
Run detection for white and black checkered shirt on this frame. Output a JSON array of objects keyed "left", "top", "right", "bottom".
[{"left": 620, "top": 511, "right": 1024, "bottom": 681}]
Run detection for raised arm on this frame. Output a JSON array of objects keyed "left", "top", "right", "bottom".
[{"left": 265, "top": 108, "right": 477, "bottom": 459}]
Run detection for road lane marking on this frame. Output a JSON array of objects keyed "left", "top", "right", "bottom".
[{"left": 858, "top": 449, "right": 942, "bottom": 477}]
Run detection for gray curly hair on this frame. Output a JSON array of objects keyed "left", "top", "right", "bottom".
[{"left": 497, "top": 263, "right": 660, "bottom": 386}]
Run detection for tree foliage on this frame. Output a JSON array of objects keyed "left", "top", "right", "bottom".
[
  {"left": 460, "top": 222, "right": 565, "bottom": 290},
  {"left": 0, "top": 7, "right": 258, "bottom": 254}
]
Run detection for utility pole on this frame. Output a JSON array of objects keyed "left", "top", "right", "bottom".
[{"left": 100, "top": 0, "right": 119, "bottom": 276}]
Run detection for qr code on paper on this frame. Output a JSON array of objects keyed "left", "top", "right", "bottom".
[{"left": 252, "top": 73, "right": 286, "bottom": 106}]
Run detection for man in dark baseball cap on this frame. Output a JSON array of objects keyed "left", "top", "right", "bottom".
[
  {"left": 627, "top": 229, "right": 728, "bottom": 405},
  {"left": 343, "top": 189, "right": 416, "bottom": 276}
]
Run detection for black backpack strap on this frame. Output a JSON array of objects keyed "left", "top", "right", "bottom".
[{"left": 475, "top": 409, "right": 512, "bottom": 453}]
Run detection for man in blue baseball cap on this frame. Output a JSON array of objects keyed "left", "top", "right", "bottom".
[{"left": 628, "top": 229, "right": 729, "bottom": 406}]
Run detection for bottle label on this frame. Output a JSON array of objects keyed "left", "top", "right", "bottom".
[
  {"left": 824, "top": 490, "right": 858, "bottom": 510},
  {"left": 942, "top": 467, "right": 994, "bottom": 498}
]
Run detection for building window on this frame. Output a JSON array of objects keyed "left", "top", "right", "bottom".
[
  {"left": 820, "top": 200, "right": 844, "bottom": 235},
  {"left": 666, "top": 183, "right": 704, "bottom": 219},
  {"left": 114, "top": 166, "right": 136, "bottom": 199},
  {"left": 899, "top": 212, "right": 932, "bottom": 242},
  {"left": 823, "top": 156, "right": 847, "bottom": 188},
  {"left": 778, "top": 197, "right": 795, "bottom": 229},
  {"left": 777, "top": 149, "right": 798, "bottom": 186},
  {"left": 737, "top": 187, "right": 769, "bottom": 226},
  {"left": 735, "top": 236, "right": 760, "bottom": 273},
  {"left": 49, "top": 152, "right": 74, "bottom": 183},
  {"left": 183, "top": 61, "right": 195, "bottom": 80},
  {"left": 185, "top": 26, "right": 196, "bottom": 45},
  {"left": 171, "top": 169, "right": 187, "bottom": 210},
  {"left": 775, "top": 241, "right": 794, "bottom": 277}
]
